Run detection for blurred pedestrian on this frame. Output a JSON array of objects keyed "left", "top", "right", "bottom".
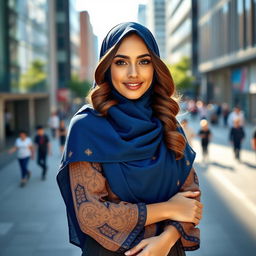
[
  {"left": 252, "top": 128, "right": 256, "bottom": 155},
  {"left": 8, "top": 130, "right": 33, "bottom": 187},
  {"left": 229, "top": 119, "right": 245, "bottom": 161},
  {"left": 57, "top": 22, "right": 202, "bottom": 256},
  {"left": 34, "top": 126, "right": 51, "bottom": 180},
  {"left": 4, "top": 108, "right": 13, "bottom": 136},
  {"left": 198, "top": 119, "right": 212, "bottom": 163},
  {"left": 181, "top": 119, "right": 195, "bottom": 146},
  {"left": 48, "top": 111, "right": 60, "bottom": 138},
  {"left": 227, "top": 106, "right": 245, "bottom": 128},
  {"left": 222, "top": 103, "right": 230, "bottom": 127},
  {"left": 188, "top": 99, "right": 197, "bottom": 119},
  {"left": 58, "top": 120, "right": 67, "bottom": 153},
  {"left": 197, "top": 101, "right": 208, "bottom": 120}
]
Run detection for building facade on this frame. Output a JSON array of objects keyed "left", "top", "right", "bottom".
[
  {"left": 166, "top": 0, "right": 192, "bottom": 64},
  {"left": 198, "top": 0, "right": 256, "bottom": 121},
  {"left": 165, "top": 0, "right": 199, "bottom": 95},
  {"left": 0, "top": 0, "right": 82, "bottom": 149},
  {"left": 79, "top": 11, "right": 97, "bottom": 83},
  {"left": 138, "top": 4, "right": 147, "bottom": 26},
  {"left": 147, "top": 0, "right": 166, "bottom": 59},
  {"left": 0, "top": 0, "right": 50, "bottom": 149},
  {"left": 55, "top": 0, "right": 80, "bottom": 106}
]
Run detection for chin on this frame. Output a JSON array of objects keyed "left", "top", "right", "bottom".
[{"left": 122, "top": 92, "right": 145, "bottom": 100}]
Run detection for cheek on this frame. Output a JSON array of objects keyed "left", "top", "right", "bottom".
[
  {"left": 143, "top": 67, "right": 154, "bottom": 83},
  {"left": 110, "top": 66, "right": 121, "bottom": 85}
]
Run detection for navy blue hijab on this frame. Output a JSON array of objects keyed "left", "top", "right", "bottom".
[{"left": 57, "top": 22, "right": 196, "bottom": 249}]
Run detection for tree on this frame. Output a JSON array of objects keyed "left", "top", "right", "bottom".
[
  {"left": 166, "top": 56, "right": 194, "bottom": 91},
  {"left": 68, "top": 74, "right": 91, "bottom": 98},
  {"left": 20, "top": 60, "right": 46, "bottom": 92}
]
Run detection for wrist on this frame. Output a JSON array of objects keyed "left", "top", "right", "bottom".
[
  {"left": 159, "top": 226, "right": 180, "bottom": 249},
  {"left": 163, "top": 201, "right": 174, "bottom": 220},
  {"left": 162, "top": 225, "right": 181, "bottom": 240}
]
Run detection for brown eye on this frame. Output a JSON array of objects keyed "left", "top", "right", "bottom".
[
  {"left": 139, "top": 59, "right": 151, "bottom": 65},
  {"left": 115, "top": 60, "right": 127, "bottom": 65}
]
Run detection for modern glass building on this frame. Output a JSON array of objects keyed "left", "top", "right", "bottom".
[
  {"left": 198, "top": 0, "right": 256, "bottom": 121},
  {"left": 55, "top": 0, "right": 80, "bottom": 105},
  {"left": 0, "top": 0, "right": 50, "bottom": 149},
  {"left": 166, "top": 0, "right": 192, "bottom": 64},
  {"left": 0, "top": 0, "right": 81, "bottom": 149},
  {"left": 147, "top": 0, "right": 166, "bottom": 59},
  {"left": 165, "top": 0, "right": 199, "bottom": 95}
]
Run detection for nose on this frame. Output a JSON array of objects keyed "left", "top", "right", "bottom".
[{"left": 127, "top": 63, "right": 138, "bottom": 78}]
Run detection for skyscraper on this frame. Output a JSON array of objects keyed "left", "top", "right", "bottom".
[{"left": 198, "top": 0, "right": 256, "bottom": 121}]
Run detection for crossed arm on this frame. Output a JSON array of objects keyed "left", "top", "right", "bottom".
[{"left": 69, "top": 161, "right": 202, "bottom": 253}]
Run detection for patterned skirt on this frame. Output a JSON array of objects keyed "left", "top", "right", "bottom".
[{"left": 82, "top": 236, "right": 186, "bottom": 256}]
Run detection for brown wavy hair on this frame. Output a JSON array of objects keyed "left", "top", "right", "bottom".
[{"left": 86, "top": 39, "right": 186, "bottom": 159}]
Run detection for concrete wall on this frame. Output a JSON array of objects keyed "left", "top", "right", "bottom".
[{"left": 0, "top": 94, "right": 49, "bottom": 150}]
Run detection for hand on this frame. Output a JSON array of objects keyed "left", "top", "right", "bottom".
[
  {"left": 167, "top": 191, "right": 203, "bottom": 225},
  {"left": 125, "top": 232, "right": 176, "bottom": 256}
]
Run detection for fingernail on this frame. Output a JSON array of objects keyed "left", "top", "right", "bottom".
[{"left": 125, "top": 251, "right": 130, "bottom": 255}]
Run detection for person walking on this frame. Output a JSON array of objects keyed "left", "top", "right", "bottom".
[
  {"left": 57, "top": 22, "right": 203, "bottom": 256},
  {"left": 58, "top": 120, "right": 67, "bottom": 153},
  {"left": 229, "top": 119, "right": 245, "bottom": 161},
  {"left": 252, "top": 127, "right": 256, "bottom": 160},
  {"left": 227, "top": 106, "right": 245, "bottom": 128},
  {"left": 198, "top": 119, "right": 212, "bottom": 163},
  {"left": 48, "top": 111, "right": 60, "bottom": 139},
  {"left": 34, "top": 126, "right": 51, "bottom": 180},
  {"left": 180, "top": 119, "right": 195, "bottom": 146},
  {"left": 8, "top": 130, "right": 33, "bottom": 187}
]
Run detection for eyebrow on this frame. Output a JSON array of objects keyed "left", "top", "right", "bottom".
[{"left": 113, "top": 53, "right": 151, "bottom": 59}]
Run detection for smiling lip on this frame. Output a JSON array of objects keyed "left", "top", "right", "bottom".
[{"left": 123, "top": 82, "right": 143, "bottom": 90}]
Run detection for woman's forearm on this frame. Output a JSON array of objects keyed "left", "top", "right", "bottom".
[
  {"left": 145, "top": 202, "right": 169, "bottom": 225},
  {"left": 145, "top": 190, "right": 202, "bottom": 226}
]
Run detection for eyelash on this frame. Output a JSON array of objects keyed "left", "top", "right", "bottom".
[{"left": 114, "top": 59, "right": 151, "bottom": 66}]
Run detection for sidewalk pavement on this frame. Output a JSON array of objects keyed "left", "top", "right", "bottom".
[
  {"left": 0, "top": 138, "right": 81, "bottom": 256},
  {"left": 187, "top": 140, "right": 256, "bottom": 256},
  {"left": 0, "top": 119, "right": 255, "bottom": 256}
]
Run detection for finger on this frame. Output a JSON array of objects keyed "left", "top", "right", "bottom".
[
  {"left": 195, "top": 201, "right": 204, "bottom": 208},
  {"left": 195, "top": 212, "right": 202, "bottom": 220},
  {"left": 137, "top": 250, "right": 148, "bottom": 256},
  {"left": 125, "top": 240, "right": 148, "bottom": 255},
  {"left": 180, "top": 191, "right": 200, "bottom": 198},
  {"left": 196, "top": 210, "right": 203, "bottom": 218},
  {"left": 193, "top": 217, "right": 200, "bottom": 226}
]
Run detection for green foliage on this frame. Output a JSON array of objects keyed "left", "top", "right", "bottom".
[
  {"left": 20, "top": 60, "right": 46, "bottom": 91},
  {"left": 68, "top": 74, "right": 91, "bottom": 98},
  {"left": 166, "top": 56, "right": 194, "bottom": 91}
]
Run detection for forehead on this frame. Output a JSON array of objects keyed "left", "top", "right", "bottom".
[{"left": 116, "top": 34, "right": 149, "bottom": 55}]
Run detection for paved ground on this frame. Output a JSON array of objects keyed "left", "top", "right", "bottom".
[{"left": 0, "top": 117, "right": 255, "bottom": 256}]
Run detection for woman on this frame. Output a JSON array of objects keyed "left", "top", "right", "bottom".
[
  {"left": 57, "top": 22, "right": 203, "bottom": 256},
  {"left": 9, "top": 130, "right": 33, "bottom": 187}
]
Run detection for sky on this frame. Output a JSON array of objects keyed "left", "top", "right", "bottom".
[{"left": 76, "top": 0, "right": 148, "bottom": 49}]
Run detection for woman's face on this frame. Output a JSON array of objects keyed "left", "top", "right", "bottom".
[{"left": 110, "top": 34, "right": 154, "bottom": 100}]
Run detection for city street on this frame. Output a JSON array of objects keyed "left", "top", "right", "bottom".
[{"left": 0, "top": 120, "right": 256, "bottom": 256}]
